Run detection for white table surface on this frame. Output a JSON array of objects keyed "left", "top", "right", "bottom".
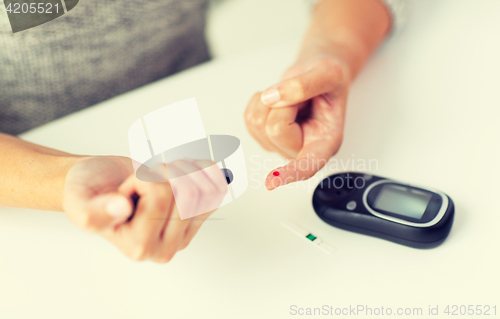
[{"left": 1, "top": 1, "right": 499, "bottom": 318}]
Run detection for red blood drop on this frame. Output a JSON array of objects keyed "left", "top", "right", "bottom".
[{"left": 273, "top": 171, "right": 280, "bottom": 176}]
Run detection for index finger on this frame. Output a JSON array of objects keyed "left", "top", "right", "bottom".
[{"left": 261, "top": 59, "right": 348, "bottom": 108}]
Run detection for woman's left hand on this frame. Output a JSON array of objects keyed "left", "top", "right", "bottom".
[{"left": 245, "top": 53, "right": 351, "bottom": 190}]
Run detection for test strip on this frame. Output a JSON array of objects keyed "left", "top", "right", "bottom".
[{"left": 281, "top": 220, "right": 336, "bottom": 254}]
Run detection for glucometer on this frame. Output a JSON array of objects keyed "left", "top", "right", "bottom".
[{"left": 312, "top": 172, "right": 454, "bottom": 248}]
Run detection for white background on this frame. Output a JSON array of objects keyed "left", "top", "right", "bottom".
[
  {"left": 1, "top": 0, "right": 499, "bottom": 318},
  {"left": 207, "top": 0, "right": 310, "bottom": 58}
]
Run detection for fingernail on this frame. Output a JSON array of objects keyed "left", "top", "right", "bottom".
[
  {"left": 261, "top": 88, "right": 281, "bottom": 105},
  {"left": 106, "top": 197, "right": 130, "bottom": 219}
]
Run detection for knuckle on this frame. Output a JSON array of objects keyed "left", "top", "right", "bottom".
[
  {"left": 215, "top": 177, "right": 229, "bottom": 194},
  {"left": 162, "top": 181, "right": 174, "bottom": 196},
  {"left": 178, "top": 240, "right": 190, "bottom": 251},
  {"left": 244, "top": 93, "right": 263, "bottom": 122},
  {"left": 155, "top": 254, "right": 173, "bottom": 264},
  {"left": 251, "top": 92, "right": 262, "bottom": 103},
  {"left": 326, "top": 129, "right": 344, "bottom": 143},
  {"left": 155, "top": 257, "right": 169, "bottom": 264},
  {"left": 252, "top": 117, "right": 266, "bottom": 131},
  {"left": 79, "top": 215, "right": 97, "bottom": 232},
  {"left": 156, "top": 247, "right": 176, "bottom": 263},
  {"left": 141, "top": 181, "right": 158, "bottom": 194},
  {"left": 129, "top": 244, "right": 149, "bottom": 261},
  {"left": 170, "top": 159, "right": 185, "bottom": 166},
  {"left": 323, "top": 131, "right": 344, "bottom": 154},
  {"left": 196, "top": 160, "right": 212, "bottom": 168},
  {"left": 319, "top": 58, "right": 336, "bottom": 70},
  {"left": 183, "top": 185, "right": 199, "bottom": 199},
  {"left": 154, "top": 195, "right": 169, "bottom": 213},
  {"left": 150, "top": 185, "right": 172, "bottom": 211},
  {"left": 244, "top": 113, "right": 266, "bottom": 132},
  {"left": 201, "top": 184, "right": 217, "bottom": 197},
  {"left": 321, "top": 58, "right": 348, "bottom": 82},
  {"left": 217, "top": 183, "right": 229, "bottom": 195},
  {"left": 265, "top": 119, "right": 285, "bottom": 137},
  {"left": 244, "top": 108, "right": 253, "bottom": 124},
  {"left": 129, "top": 254, "right": 142, "bottom": 262},
  {"left": 288, "top": 78, "right": 306, "bottom": 100}
]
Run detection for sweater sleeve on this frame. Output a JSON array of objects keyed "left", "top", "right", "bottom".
[{"left": 379, "top": 0, "right": 406, "bottom": 35}]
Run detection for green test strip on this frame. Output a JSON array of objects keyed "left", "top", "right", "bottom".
[
  {"left": 281, "top": 220, "right": 335, "bottom": 254},
  {"left": 306, "top": 234, "right": 317, "bottom": 241}
]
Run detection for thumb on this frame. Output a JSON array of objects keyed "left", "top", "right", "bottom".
[
  {"left": 260, "top": 60, "right": 347, "bottom": 108},
  {"left": 84, "top": 193, "right": 133, "bottom": 230}
]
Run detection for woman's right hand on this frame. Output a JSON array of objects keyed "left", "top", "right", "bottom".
[{"left": 62, "top": 156, "right": 227, "bottom": 263}]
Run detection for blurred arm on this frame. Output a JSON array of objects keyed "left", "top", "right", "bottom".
[
  {"left": 0, "top": 133, "right": 81, "bottom": 211},
  {"left": 300, "top": 0, "right": 392, "bottom": 79}
]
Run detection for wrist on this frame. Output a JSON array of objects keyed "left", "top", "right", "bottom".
[
  {"left": 53, "top": 155, "right": 88, "bottom": 211},
  {"left": 297, "top": 32, "right": 366, "bottom": 82},
  {"left": 299, "top": 0, "right": 391, "bottom": 80}
]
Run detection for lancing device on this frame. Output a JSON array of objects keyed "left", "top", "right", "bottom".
[{"left": 127, "top": 168, "right": 234, "bottom": 222}]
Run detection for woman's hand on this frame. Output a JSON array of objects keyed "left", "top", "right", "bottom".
[
  {"left": 245, "top": 54, "right": 350, "bottom": 190},
  {"left": 245, "top": 0, "right": 391, "bottom": 190},
  {"left": 63, "top": 156, "right": 227, "bottom": 263}
]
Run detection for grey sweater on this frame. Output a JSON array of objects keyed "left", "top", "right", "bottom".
[
  {"left": 0, "top": 0, "right": 210, "bottom": 135},
  {"left": 0, "top": 0, "right": 404, "bottom": 135}
]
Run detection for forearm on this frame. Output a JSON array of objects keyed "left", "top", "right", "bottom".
[
  {"left": 299, "top": 0, "right": 391, "bottom": 79},
  {"left": 0, "top": 133, "right": 82, "bottom": 211}
]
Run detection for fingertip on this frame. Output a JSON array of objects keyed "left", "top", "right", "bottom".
[
  {"left": 265, "top": 176, "right": 276, "bottom": 191},
  {"left": 265, "top": 169, "right": 286, "bottom": 190}
]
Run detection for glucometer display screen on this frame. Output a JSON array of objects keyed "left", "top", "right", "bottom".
[{"left": 373, "top": 184, "right": 432, "bottom": 219}]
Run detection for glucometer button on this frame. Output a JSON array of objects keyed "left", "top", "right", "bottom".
[{"left": 346, "top": 201, "right": 357, "bottom": 210}]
